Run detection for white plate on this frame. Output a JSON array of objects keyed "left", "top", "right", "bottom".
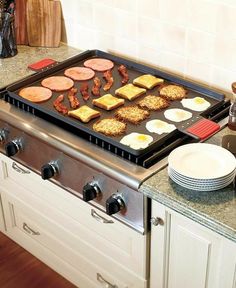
[
  {"left": 168, "top": 143, "right": 236, "bottom": 179},
  {"left": 169, "top": 172, "right": 233, "bottom": 191},
  {"left": 168, "top": 167, "right": 236, "bottom": 184}
]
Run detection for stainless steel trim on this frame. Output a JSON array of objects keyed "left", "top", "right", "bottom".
[
  {"left": 12, "top": 162, "right": 30, "bottom": 174},
  {"left": 96, "top": 273, "right": 118, "bottom": 288},
  {"left": 23, "top": 222, "right": 40, "bottom": 235},
  {"left": 91, "top": 209, "right": 114, "bottom": 224}
]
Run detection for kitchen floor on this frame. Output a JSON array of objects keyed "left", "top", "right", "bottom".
[{"left": 0, "top": 232, "right": 77, "bottom": 288}]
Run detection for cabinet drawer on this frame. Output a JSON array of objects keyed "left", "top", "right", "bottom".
[
  {"left": 2, "top": 190, "right": 147, "bottom": 288},
  {"left": 0, "top": 153, "right": 147, "bottom": 277}
]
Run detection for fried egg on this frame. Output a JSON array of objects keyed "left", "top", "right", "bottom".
[
  {"left": 181, "top": 97, "right": 211, "bottom": 111},
  {"left": 120, "top": 133, "right": 153, "bottom": 150},
  {"left": 146, "top": 119, "right": 176, "bottom": 135},
  {"left": 164, "top": 108, "right": 192, "bottom": 122}
]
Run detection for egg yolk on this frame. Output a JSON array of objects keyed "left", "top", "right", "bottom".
[
  {"left": 194, "top": 97, "right": 205, "bottom": 104},
  {"left": 137, "top": 135, "right": 148, "bottom": 142}
]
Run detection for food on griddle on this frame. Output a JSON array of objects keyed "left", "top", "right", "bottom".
[
  {"left": 18, "top": 86, "right": 52, "bottom": 103},
  {"left": 115, "top": 105, "right": 150, "bottom": 124},
  {"left": 103, "top": 70, "right": 114, "bottom": 91},
  {"left": 80, "top": 82, "right": 90, "bottom": 101},
  {"left": 120, "top": 132, "right": 153, "bottom": 150},
  {"left": 64, "top": 67, "right": 95, "bottom": 81},
  {"left": 115, "top": 84, "right": 146, "bottom": 101},
  {"left": 138, "top": 95, "right": 169, "bottom": 111},
  {"left": 53, "top": 94, "right": 68, "bottom": 115},
  {"left": 93, "top": 118, "right": 127, "bottom": 136},
  {"left": 92, "top": 77, "right": 101, "bottom": 97},
  {"left": 164, "top": 108, "right": 192, "bottom": 122},
  {"left": 133, "top": 74, "right": 164, "bottom": 89},
  {"left": 84, "top": 58, "right": 114, "bottom": 72},
  {"left": 68, "top": 105, "right": 100, "bottom": 123},
  {"left": 68, "top": 87, "right": 80, "bottom": 109},
  {"left": 159, "top": 84, "right": 187, "bottom": 100},
  {"left": 146, "top": 119, "right": 176, "bottom": 135},
  {"left": 41, "top": 76, "right": 74, "bottom": 92},
  {"left": 181, "top": 97, "right": 211, "bottom": 111},
  {"left": 118, "top": 64, "right": 129, "bottom": 85},
  {"left": 92, "top": 94, "right": 125, "bottom": 111}
]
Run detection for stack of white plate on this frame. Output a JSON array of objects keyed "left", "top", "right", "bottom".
[{"left": 168, "top": 143, "right": 236, "bottom": 191}]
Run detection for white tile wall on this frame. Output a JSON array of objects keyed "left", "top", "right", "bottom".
[{"left": 61, "top": 0, "right": 236, "bottom": 92}]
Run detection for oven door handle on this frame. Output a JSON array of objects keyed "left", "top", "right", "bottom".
[
  {"left": 12, "top": 162, "right": 30, "bottom": 174},
  {"left": 97, "top": 273, "right": 118, "bottom": 288},
  {"left": 91, "top": 209, "right": 114, "bottom": 224}
]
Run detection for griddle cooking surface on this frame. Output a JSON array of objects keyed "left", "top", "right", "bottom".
[{"left": 6, "top": 50, "right": 225, "bottom": 157}]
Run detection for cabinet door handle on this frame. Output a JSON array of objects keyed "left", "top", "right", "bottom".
[
  {"left": 23, "top": 222, "right": 40, "bottom": 236},
  {"left": 97, "top": 273, "right": 118, "bottom": 288},
  {"left": 151, "top": 217, "right": 164, "bottom": 226},
  {"left": 91, "top": 209, "right": 114, "bottom": 224},
  {"left": 12, "top": 162, "right": 30, "bottom": 174}
]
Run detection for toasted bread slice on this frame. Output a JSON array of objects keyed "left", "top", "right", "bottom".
[
  {"left": 92, "top": 94, "right": 125, "bottom": 111},
  {"left": 133, "top": 74, "right": 164, "bottom": 89},
  {"left": 115, "top": 84, "right": 146, "bottom": 101},
  {"left": 68, "top": 105, "right": 100, "bottom": 123}
]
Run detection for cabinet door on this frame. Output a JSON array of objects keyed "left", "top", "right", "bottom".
[
  {"left": 0, "top": 158, "right": 6, "bottom": 232},
  {"left": 151, "top": 200, "right": 224, "bottom": 288}
]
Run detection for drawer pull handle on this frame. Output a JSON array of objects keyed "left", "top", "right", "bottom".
[
  {"left": 23, "top": 223, "right": 40, "bottom": 236},
  {"left": 12, "top": 162, "right": 30, "bottom": 174},
  {"left": 91, "top": 209, "right": 114, "bottom": 224},
  {"left": 97, "top": 273, "right": 118, "bottom": 288},
  {"left": 151, "top": 217, "right": 164, "bottom": 226}
]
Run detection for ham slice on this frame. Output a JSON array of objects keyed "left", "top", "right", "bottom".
[
  {"left": 84, "top": 58, "right": 114, "bottom": 72},
  {"left": 19, "top": 86, "right": 52, "bottom": 103},
  {"left": 64, "top": 67, "right": 95, "bottom": 81},
  {"left": 41, "top": 76, "right": 74, "bottom": 92}
]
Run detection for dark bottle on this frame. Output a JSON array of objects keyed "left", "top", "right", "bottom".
[{"left": 229, "top": 83, "right": 236, "bottom": 131}]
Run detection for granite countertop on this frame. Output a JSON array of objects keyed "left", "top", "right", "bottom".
[
  {"left": 141, "top": 127, "right": 236, "bottom": 242},
  {"left": 0, "top": 44, "right": 82, "bottom": 90}
]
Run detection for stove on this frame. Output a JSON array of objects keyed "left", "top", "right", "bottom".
[{"left": 0, "top": 50, "right": 231, "bottom": 234}]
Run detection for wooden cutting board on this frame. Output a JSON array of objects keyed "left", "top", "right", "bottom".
[
  {"left": 26, "top": 0, "right": 61, "bottom": 47},
  {"left": 15, "top": 0, "right": 28, "bottom": 45}
]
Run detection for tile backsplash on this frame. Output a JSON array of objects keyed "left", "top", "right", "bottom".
[{"left": 60, "top": 0, "right": 236, "bottom": 93}]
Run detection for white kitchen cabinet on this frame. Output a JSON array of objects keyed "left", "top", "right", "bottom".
[
  {"left": 0, "top": 152, "right": 148, "bottom": 288},
  {"left": 0, "top": 158, "right": 6, "bottom": 232},
  {"left": 150, "top": 200, "right": 236, "bottom": 288}
]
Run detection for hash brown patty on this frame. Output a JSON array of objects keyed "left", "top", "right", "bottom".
[
  {"left": 93, "top": 118, "right": 126, "bottom": 136},
  {"left": 138, "top": 95, "right": 169, "bottom": 111},
  {"left": 115, "top": 105, "right": 150, "bottom": 124}
]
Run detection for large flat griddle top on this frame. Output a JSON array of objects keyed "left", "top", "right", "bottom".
[{"left": 6, "top": 50, "right": 225, "bottom": 157}]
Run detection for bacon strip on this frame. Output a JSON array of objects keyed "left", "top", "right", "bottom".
[
  {"left": 68, "top": 87, "right": 80, "bottom": 109},
  {"left": 103, "top": 70, "right": 114, "bottom": 91},
  {"left": 53, "top": 94, "right": 68, "bottom": 115},
  {"left": 118, "top": 64, "right": 129, "bottom": 85},
  {"left": 80, "top": 82, "right": 90, "bottom": 101},
  {"left": 92, "top": 77, "right": 101, "bottom": 97}
]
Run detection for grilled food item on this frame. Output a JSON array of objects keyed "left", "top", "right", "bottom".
[
  {"left": 146, "top": 119, "right": 176, "bottom": 135},
  {"left": 118, "top": 64, "right": 129, "bottom": 85},
  {"left": 68, "top": 88, "right": 80, "bottom": 109},
  {"left": 92, "top": 94, "right": 125, "bottom": 111},
  {"left": 120, "top": 132, "right": 153, "bottom": 150},
  {"left": 68, "top": 105, "right": 100, "bottom": 123},
  {"left": 41, "top": 76, "right": 74, "bottom": 92},
  {"left": 181, "top": 97, "right": 210, "bottom": 111},
  {"left": 164, "top": 108, "right": 192, "bottom": 122},
  {"left": 159, "top": 84, "right": 187, "bottom": 100},
  {"left": 92, "top": 77, "right": 101, "bottom": 97},
  {"left": 133, "top": 74, "right": 164, "bottom": 89},
  {"left": 115, "top": 84, "right": 146, "bottom": 101},
  {"left": 93, "top": 118, "right": 127, "bottom": 136},
  {"left": 19, "top": 86, "right": 52, "bottom": 103},
  {"left": 115, "top": 105, "right": 150, "bottom": 124},
  {"left": 103, "top": 70, "right": 114, "bottom": 91},
  {"left": 84, "top": 58, "right": 114, "bottom": 72},
  {"left": 80, "top": 82, "right": 90, "bottom": 101},
  {"left": 64, "top": 67, "right": 95, "bottom": 81},
  {"left": 53, "top": 94, "right": 68, "bottom": 115},
  {"left": 138, "top": 95, "right": 169, "bottom": 111}
]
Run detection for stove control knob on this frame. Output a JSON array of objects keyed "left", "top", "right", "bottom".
[
  {"left": 5, "top": 139, "right": 22, "bottom": 157},
  {"left": 83, "top": 183, "right": 101, "bottom": 202},
  {"left": 106, "top": 194, "right": 125, "bottom": 216},
  {"left": 41, "top": 162, "right": 58, "bottom": 180}
]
